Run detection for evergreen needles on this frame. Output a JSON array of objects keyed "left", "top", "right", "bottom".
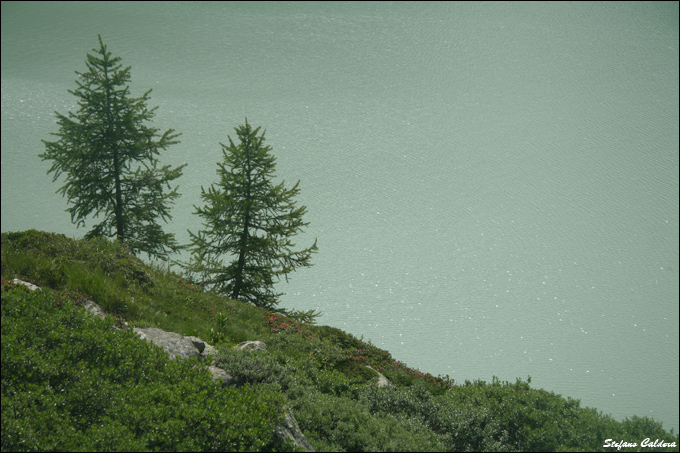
[
  {"left": 40, "top": 35, "right": 185, "bottom": 260},
  {"left": 183, "top": 120, "right": 318, "bottom": 310}
]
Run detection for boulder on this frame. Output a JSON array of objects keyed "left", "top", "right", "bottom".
[
  {"left": 366, "top": 365, "right": 395, "bottom": 389},
  {"left": 207, "top": 365, "right": 244, "bottom": 387},
  {"left": 233, "top": 340, "right": 267, "bottom": 351},
  {"left": 134, "top": 327, "right": 215, "bottom": 361},
  {"left": 12, "top": 278, "right": 41, "bottom": 291},
  {"left": 186, "top": 335, "right": 217, "bottom": 357},
  {"left": 275, "top": 405, "right": 315, "bottom": 452},
  {"left": 81, "top": 299, "right": 107, "bottom": 320},
  {"left": 202, "top": 342, "right": 218, "bottom": 357},
  {"left": 186, "top": 335, "right": 207, "bottom": 353}
]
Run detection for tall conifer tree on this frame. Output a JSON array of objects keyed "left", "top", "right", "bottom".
[
  {"left": 185, "top": 120, "right": 317, "bottom": 309},
  {"left": 40, "top": 36, "right": 185, "bottom": 259}
]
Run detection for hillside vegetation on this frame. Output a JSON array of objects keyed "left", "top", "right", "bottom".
[{"left": 2, "top": 230, "right": 678, "bottom": 451}]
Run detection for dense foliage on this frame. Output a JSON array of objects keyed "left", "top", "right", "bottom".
[
  {"left": 40, "top": 36, "right": 185, "bottom": 260},
  {"left": 2, "top": 230, "right": 678, "bottom": 452},
  {"left": 183, "top": 120, "right": 317, "bottom": 310},
  {"left": 1, "top": 281, "right": 287, "bottom": 451}
]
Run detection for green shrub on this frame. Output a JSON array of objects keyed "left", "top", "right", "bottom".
[
  {"left": 357, "top": 384, "right": 435, "bottom": 419},
  {"left": 215, "top": 347, "right": 289, "bottom": 385},
  {"left": 291, "top": 390, "right": 444, "bottom": 452},
  {"left": 3, "top": 231, "right": 679, "bottom": 452},
  {"left": 1, "top": 282, "right": 289, "bottom": 452},
  {"left": 431, "top": 378, "right": 679, "bottom": 452}
]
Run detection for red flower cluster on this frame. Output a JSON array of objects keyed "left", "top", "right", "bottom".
[
  {"left": 49, "top": 291, "right": 77, "bottom": 308},
  {"left": 263, "top": 315, "right": 312, "bottom": 337},
  {"left": 178, "top": 279, "right": 198, "bottom": 291}
]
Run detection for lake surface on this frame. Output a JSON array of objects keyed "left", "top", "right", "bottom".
[{"left": 2, "top": 1, "right": 678, "bottom": 432}]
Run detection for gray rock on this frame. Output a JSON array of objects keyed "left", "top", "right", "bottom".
[
  {"left": 186, "top": 335, "right": 207, "bottom": 353},
  {"left": 134, "top": 327, "right": 203, "bottom": 360},
  {"left": 233, "top": 340, "right": 267, "bottom": 351},
  {"left": 208, "top": 365, "right": 244, "bottom": 387},
  {"left": 275, "top": 405, "right": 315, "bottom": 452},
  {"left": 81, "top": 299, "right": 106, "bottom": 320},
  {"left": 134, "top": 328, "right": 217, "bottom": 362},
  {"left": 12, "top": 278, "right": 41, "bottom": 291},
  {"left": 201, "top": 342, "right": 218, "bottom": 358},
  {"left": 187, "top": 335, "right": 218, "bottom": 361},
  {"left": 365, "top": 365, "right": 395, "bottom": 388}
]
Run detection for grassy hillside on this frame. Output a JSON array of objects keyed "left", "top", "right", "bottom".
[{"left": 2, "top": 230, "right": 678, "bottom": 452}]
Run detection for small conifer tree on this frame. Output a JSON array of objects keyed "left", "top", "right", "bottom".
[
  {"left": 185, "top": 120, "right": 317, "bottom": 309},
  {"left": 40, "top": 35, "right": 185, "bottom": 259}
]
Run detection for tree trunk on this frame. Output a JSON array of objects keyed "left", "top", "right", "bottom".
[
  {"left": 232, "top": 133, "right": 253, "bottom": 300},
  {"left": 232, "top": 217, "right": 249, "bottom": 300}
]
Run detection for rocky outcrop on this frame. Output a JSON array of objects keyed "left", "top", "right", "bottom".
[
  {"left": 187, "top": 335, "right": 217, "bottom": 356},
  {"left": 276, "top": 405, "right": 316, "bottom": 452},
  {"left": 366, "top": 365, "right": 395, "bottom": 389},
  {"left": 81, "top": 299, "right": 107, "bottom": 320},
  {"left": 207, "top": 365, "right": 244, "bottom": 387},
  {"left": 12, "top": 278, "right": 41, "bottom": 292},
  {"left": 233, "top": 340, "right": 267, "bottom": 351},
  {"left": 133, "top": 327, "right": 217, "bottom": 361}
]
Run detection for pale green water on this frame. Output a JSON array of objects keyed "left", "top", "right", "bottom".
[{"left": 2, "top": 1, "right": 678, "bottom": 433}]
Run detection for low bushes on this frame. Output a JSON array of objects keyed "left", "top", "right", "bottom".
[
  {"left": 3, "top": 231, "right": 679, "bottom": 452},
  {"left": 1, "top": 281, "right": 289, "bottom": 452}
]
